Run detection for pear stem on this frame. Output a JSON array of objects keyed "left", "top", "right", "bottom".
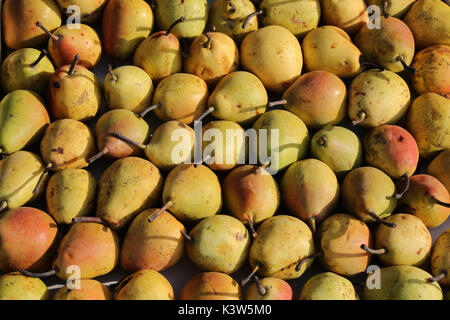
[
  {"left": 32, "top": 162, "right": 53, "bottom": 196},
  {"left": 194, "top": 154, "right": 212, "bottom": 168},
  {"left": 360, "top": 244, "right": 386, "bottom": 255},
  {"left": 395, "top": 173, "right": 410, "bottom": 199},
  {"left": 228, "top": 1, "right": 237, "bottom": 13},
  {"left": 0, "top": 201, "right": 7, "bottom": 213},
  {"left": 111, "top": 131, "right": 146, "bottom": 150},
  {"left": 68, "top": 54, "right": 80, "bottom": 76},
  {"left": 35, "top": 21, "right": 60, "bottom": 41},
  {"left": 107, "top": 64, "right": 118, "bottom": 82},
  {"left": 180, "top": 229, "right": 193, "bottom": 242},
  {"left": 267, "top": 100, "right": 288, "bottom": 108},
  {"left": 253, "top": 276, "right": 267, "bottom": 296},
  {"left": 383, "top": 1, "right": 390, "bottom": 18},
  {"left": 432, "top": 197, "right": 450, "bottom": 208},
  {"left": 359, "top": 56, "right": 385, "bottom": 70},
  {"left": 427, "top": 271, "right": 447, "bottom": 282},
  {"left": 166, "top": 16, "right": 186, "bottom": 36},
  {"left": 352, "top": 111, "right": 366, "bottom": 126},
  {"left": 397, "top": 56, "right": 416, "bottom": 75},
  {"left": 308, "top": 217, "right": 317, "bottom": 234},
  {"left": 242, "top": 10, "right": 264, "bottom": 29},
  {"left": 139, "top": 104, "right": 160, "bottom": 118},
  {"left": 88, "top": 148, "right": 109, "bottom": 165},
  {"left": 194, "top": 107, "right": 215, "bottom": 124},
  {"left": 30, "top": 49, "right": 48, "bottom": 68},
  {"left": 241, "top": 265, "right": 260, "bottom": 287},
  {"left": 367, "top": 211, "right": 397, "bottom": 228},
  {"left": 148, "top": 201, "right": 174, "bottom": 223},
  {"left": 72, "top": 217, "right": 106, "bottom": 225},
  {"left": 203, "top": 32, "right": 213, "bottom": 49},
  {"left": 247, "top": 216, "right": 257, "bottom": 238},
  {"left": 20, "top": 269, "right": 56, "bottom": 278},
  {"left": 296, "top": 252, "right": 321, "bottom": 272},
  {"left": 255, "top": 161, "right": 270, "bottom": 175}
]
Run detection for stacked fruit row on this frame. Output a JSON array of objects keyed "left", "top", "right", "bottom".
[{"left": 0, "top": 0, "right": 449, "bottom": 300}]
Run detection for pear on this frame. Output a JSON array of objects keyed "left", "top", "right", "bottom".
[
  {"left": 302, "top": 26, "right": 363, "bottom": 78},
  {"left": 1, "top": 49, "right": 54, "bottom": 95},
  {"left": 273, "top": 71, "right": 347, "bottom": 130},
  {"left": 208, "top": 0, "right": 259, "bottom": 43},
  {"left": 0, "top": 207, "right": 58, "bottom": 273},
  {"left": 37, "top": 22, "right": 102, "bottom": 69},
  {"left": 281, "top": 159, "right": 339, "bottom": 230},
  {"left": 248, "top": 215, "right": 316, "bottom": 280},
  {"left": 154, "top": 0, "right": 208, "bottom": 40},
  {"left": 96, "top": 157, "right": 163, "bottom": 230},
  {"left": 428, "top": 149, "right": 450, "bottom": 192},
  {"left": 223, "top": 164, "right": 280, "bottom": 234},
  {"left": 0, "top": 90, "right": 50, "bottom": 155},
  {"left": 257, "top": 0, "right": 321, "bottom": 38},
  {"left": 251, "top": 110, "right": 310, "bottom": 173},
  {"left": 363, "top": 266, "right": 443, "bottom": 300},
  {"left": 208, "top": 71, "right": 268, "bottom": 125},
  {"left": 180, "top": 272, "right": 242, "bottom": 300},
  {"left": 241, "top": 25, "right": 303, "bottom": 93},
  {"left": 104, "top": 66, "right": 154, "bottom": 114},
  {"left": 411, "top": 45, "right": 450, "bottom": 99},
  {"left": 362, "top": 214, "right": 432, "bottom": 266},
  {"left": 355, "top": 16, "right": 415, "bottom": 73},
  {"left": 321, "top": 0, "right": 368, "bottom": 36},
  {"left": 348, "top": 69, "right": 411, "bottom": 128},
  {"left": 120, "top": 209, "right": 186, "bottom": 273},
  {"left": 399, "top": 175, "right": 450, "bottom": 229},
  {"left": 299, "top": 272, "right": 358, "bottom": 300},
  {"left": 161, "top": 164, "right": 222, "bottom": 223},
  {"left": 115, "top": 270, "right": 174, "bottom": 300},
  {"left": 184, "top": 31, "right": 240, "bottom": 87},
  {"left": 151, "top": 73, "right": 209, "bottom": 125},
  {"left": 341, "top": 167, "right": 398, "bottom": 225},
  {"left": 310, "top": 126, "right": 363, "bottom": 177},
  {"left": 403, "top": 0, "right": 450, "bottom": 49},
  {"left": 52, "top": 222, "right": 119, "bottom": 280},
  {"left": 56, "top": 0, "right": 108, "bottom": 24},
  {"left": 0, "top": 152, "right": 48, "bottom": 212},
  {"left": 102, "top": 0, "right": 154, "bottom": 60},
  {"left": 0, "top": 273, "right": 49, "bottom": 300},
  {"left": 406, "top": 93, "right": 450, "bottom": 158},
  {"left": 48, "top": 56, "right": 102, "bottom": 122},
  {"left": 40, "top": 119, "right": 97, "bottom": 171},
  {"left": 201, "top": 120, "right": 246, "bottom": 171},
  {"left": 46, "top": 169, "right": 97, "bottom": 225},
  {"left": 366, "top": 0, "right": 415, "bottom": 18},
  {"left": 430, "top": 230, "right": 450, "bottom": 286},
  {"left": 318, "top": 214, "right": 372, "bottom": 276},
  {"left": 134, "top": 18, "right": 184, "bottom": 84},
  {"left": 3, "top": 0, "right": 62, "bottom": 49},
  {"left": 244, "top": 277, "right": 293, "bottom": 300},
  {"left": 54, "top": 279, "right": 113, "bottom": 300}
]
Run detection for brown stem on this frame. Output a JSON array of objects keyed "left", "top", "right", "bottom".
[
  {"left": 30, "top": 49, "right": 48, "bottom": 68},
  {"left": 367, "top": 211, "right": 397, "bottom": 228},
  {"left": 396, "top": 56, "right": 416, "bottom": 75},
  {"left": 0, "top": 201, "right": 7, "bottom": 213},
  {"left": 139, "top": 104, "right": 160, "bottom": 118},
  {"left": 395, "top": 173, "right": 410, "bottom": 199},
  {"left": 68, "top": 54, "right": 80, "bottom": 76},
  {"left": 296, "top": 252, "right": 321, "bottom": 272},
  {"left": 20, "top": 269, "right": 56, "bottom": 278},
  {"left": 427, "top": 271, "right": 447, "bottom": 282},
  {"left": 194, "top": 107, "right": 215, "bottom": 124},
  {"left": 88, "top": 148, "right": 109, "bottom": 165},
  {"left": 241, "top": 265, "right": 259, "bottom": 287},
  {"left": 308, "top": 217, "right": 317, "bottom": 234},
  {"left": 228, "top": 1, "right": 237, "bottom": 13},
  {"left": 33, "top": 162, "right": 53, "bottom": 196},
  {"left": 35, "top": 21, "right": 60, "bottom": 41},
  {"left": 267, "top": 100, "right": 288, "bottom": 108},
  {"left": 253, "top": 276, "right": 266, "bottom": 296},
  {"left": 242, "top": 10, "right": 264, "bottom": 29},
  {"left": 203, "top": 32, "right": 213, "bottom": 49},
  {"left": 247, "top": 216, "right": 257, "bottom": 238},
  {"left": 383, "top": 1, "right": 390, "bottom": 18},
  {"left": 431, "top": 196, "right": 450, "bottom": 208},
  {"left": 180, "top": 229, "right": 193, "bottom": 243},
  {"left": 255, "top": 161, "right": 270, "bottom": 175},
  {"left": 148, "top": 201, "right": 174, "bottom": 223},
  {"left": 72, "top": 217, "right": 107, "bottom": 225},
  {"left": 111, "top": 131, "right": 146, "bottom": 149},
  {"left": 360, "top": 244, "right": 386, "bottom": 255},
  {"left": 352, "top": 111, "right": 366, "bottom": 126},
  {"left": 359, "top": 56, "right": 385, "bottom": 70},
  {"left": 166, "top": 16, "right": 186, "bottom": 36},
  {"left": 107, "top": 64, "right": 118, "bottom": 82}
]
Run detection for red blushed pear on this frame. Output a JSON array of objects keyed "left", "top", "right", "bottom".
[
  {"left": 399, "top": 174, "right": 450, "bottom": 229},
  {"left": 180, "top": 272, "right": 242, "bottom": 300},
  {"left": 0, "top": 207, "right": 58, "bottom": 273},
  {"left": 36, "top": 22, "right": 102, "bottom": 69},
  {"left": 244, "top": 277, "right": 293, "bottom": 300},
  {"left": 364, "top": 125, "right": 419, "bottom": 198},
  {"left": 428, "top": 149, "right": 450, "bottom": 192}
]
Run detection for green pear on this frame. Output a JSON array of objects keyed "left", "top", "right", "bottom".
[
  {"left": 97, "top": 157, "right": 163, "bottom": 230},
  {"left": 115, "top": 270, "right": 174, "bottom": 300},
  {"left": 363, "top": 266, "right": 443, "bottom": 300},
  {"left": 54, "top": 279, "right": 113, "bottom": 300},
  {"left": 46, "top": 169, "right": 97, "bottom": 224},
  {"left": 208, "top": 71, "right": 268, "bottom": 125},
  {"left": 244, "top": 277, "right": 293, "bottom": 300},
  {"left": 180, "top": 272, "right": 242, "bottom": 300},
  {"left": 302, "top": 26, "right": 363, "bottom": 78},
  {"left": 428, "top": 149, "right": 450, "bottom": 192},
  {"left": 251, "top": 110, "right": 310, "bottom": 173},
  {"left": 406, "top": 93, "right": 450, "bottom": 158},
  {"left": 1, "top": 49, "right": 54, "bottom": 95},
  {"left": 241, "top": 25, "right": 303, "bottom": 93},
  {"left": 430, "top": 230, "right": 450, "bottom": 286},
  {"left": 348, "top": 69, "right": 411, "bottom": 128},
  {"left": 310, "top": 126, "right": 363, "bottom": 177},
  {"left": 161, "top": 164, "right": 222, "bottom": 223},
  {"left": 299, "top": 272, "right": 358, "bottom": 300},
  {"left": 319, "top": 0, "right": 367, "bottom": 36},
  {"left": 0, "top": 273, "right": 49, "bottom": 300},
  {"left": 186, "top": 215, "right": 250, "bottom": 274},
  {"left": 0, "top": 90, "right": 50, "bottom": 155},
  {"left": 366, "top": 0, "right": 415, "bottom": 18},
  {"left": 56, "top": 0, "right": 108, "bottom": 24}
]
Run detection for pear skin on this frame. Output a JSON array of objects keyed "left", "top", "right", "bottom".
[
  {"left": 54, "top": 279, "right": 113, "bottom": 300},
  {"left": 0, "top": 273, "right": 49, "bottom": 300},
  {"left": 428, "top": 149, "right": 450, "bottom": 192},
  {"left": 244, "top": 277, "right": 293, "bottom": 300},
  {"left": 180, "top": 272, "right": 242, "bottom": 300},
  {"left": 299, "top": 272, "right": 358, "bottom": 300},
  {"left": 321, "top": 0, "right": 368, "bottom": 36},
  {"left": 56, "top": 0, "right": 108, "bottom": 24},
  {"left": 115, "top": 270, "right": 174, "bottom": 300},
  {"left": 366, "top": 0, "right": 415, "bottom": 18},
  {"left": 430, "top": 230, "right": 450, "bottom": 286}
]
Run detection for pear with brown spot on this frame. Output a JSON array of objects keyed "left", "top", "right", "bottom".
[
  {"left": 115, "top": 270, "right": 174, "bottom": 300},
  {"left": 321, "top": 0, "right": 368, "bottom": 36},
  {"left": 430, "top": 229, "right": 450, "bottom": 286}
]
